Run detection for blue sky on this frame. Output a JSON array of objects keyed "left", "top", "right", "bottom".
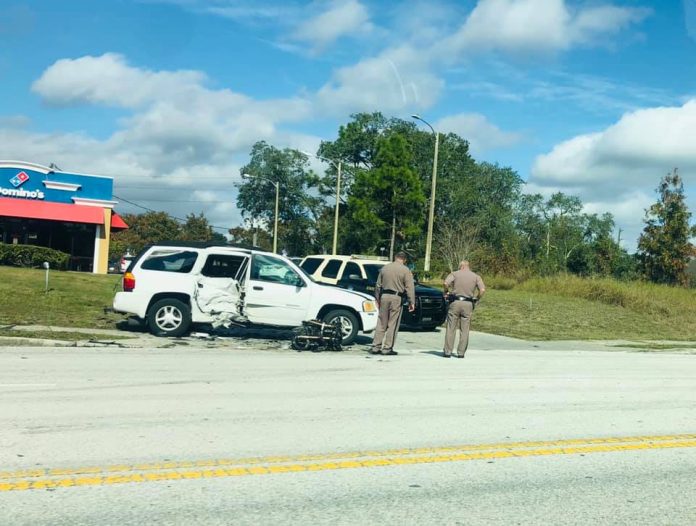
[{"left": 1, "top": 0, "right": 695, "bottom": 249}]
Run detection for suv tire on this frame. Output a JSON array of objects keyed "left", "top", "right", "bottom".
[
  {"left": 147, "top": 298, "right": 191, "bottom": 337},
  {"left": 323, "top": 309, "right": 359, "bottom": 346}
]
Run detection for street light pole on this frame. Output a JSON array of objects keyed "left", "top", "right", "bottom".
[
  {"left": 412, "top": 114, "right": 439, "bottom": 273},
  {"left": 273, "top": 180, "right": 279, "bottom": 254},
  {"left": 301, "top": 151, "right": 344, "bottom": 255},
  {"left": 332, "top": 161, "right": 342, "bottom": 255},
  {"left": 242, "top": 173, "right": 280, "bottom": 254}
]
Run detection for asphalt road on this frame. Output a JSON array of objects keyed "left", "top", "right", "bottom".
[{"left": 1, "top": 331, "right": 695, "bottom": 525}]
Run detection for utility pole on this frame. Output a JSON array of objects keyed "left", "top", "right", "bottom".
[
  {"left": 412, "top": 115, "right": 439, "bottom": 273},
  {"left": 332, "top": 161, "right": 342, "bottom": 255}
]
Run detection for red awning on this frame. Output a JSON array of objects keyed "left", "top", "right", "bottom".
[
  {"left": 0, "top": 197, "right": 106, "bottom": 225},
  {"left": 111, "top": 212, "right": 128, "bottom": 230}
]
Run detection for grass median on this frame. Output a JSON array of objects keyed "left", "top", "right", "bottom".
[
  {"left": 0, "top": 266, "right": 123, "bottom": 329},
  {"left": 1, "top": 266, "right": 694, "bottom": 342}
]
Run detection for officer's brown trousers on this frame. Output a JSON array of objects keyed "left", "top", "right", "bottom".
[
  {"left": 372, "top": 294, "right": 403, "bottom": 352},
  {"left": 443, "top": 300, "right": 474, "bottom": 356}
]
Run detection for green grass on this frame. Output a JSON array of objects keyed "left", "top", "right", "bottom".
[
  {"left": 474, "top": 289, "right": 694, "bottom": 341},
  {"left": 423, "top": 273, "right": 696, "bottom": 341},
  {"left": 2, "top": 266, "right": 695, "bottom": 342},
  {"left": 516, "top": 275, "right": 696, "bottom": 318},
  {"left": 0, "top": 266, "right": 123, "bottom": 329}
]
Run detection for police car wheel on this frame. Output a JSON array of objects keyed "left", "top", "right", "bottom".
[
  {"left": 147, "top": 298, "right": 191, "bottom": 337},
  {"left": 322, "top": 309, "right": 359, "bottom": 346}
]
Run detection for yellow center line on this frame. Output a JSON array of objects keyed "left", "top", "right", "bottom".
[
  {"left": 1, "top": 438, "right": 695, "bottom": 492},
  {"left": 2, "top": 433, "right": 695, "bottom": 481},
  {"left": 0, "top": 434, "right": 696, "bottom": 491}
]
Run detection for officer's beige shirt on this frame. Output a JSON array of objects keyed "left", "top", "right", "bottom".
[
  {"left": 375, "top": 261, "right": 416, "bottom": 305},
  {"left": 444, "top": 269, "right": 485, "bottom": 297}
]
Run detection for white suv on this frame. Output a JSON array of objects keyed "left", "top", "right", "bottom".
[{"left": 113, "top": 243, "right": 378, "bottom": 344}]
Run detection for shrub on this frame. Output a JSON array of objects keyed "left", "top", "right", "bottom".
[
  {"left": 516, "top": 274, "right": 696, "bottom": 318},
  {"left": 484, "top": 276, "right": 518, "bottom": 290},
  {"left": 0, "top": 243, "right": 70, "bottom": 270}
]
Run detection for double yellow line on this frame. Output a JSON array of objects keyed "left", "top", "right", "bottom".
[{"left": 2, "top": 433, "right": 695, "bottom": 492}]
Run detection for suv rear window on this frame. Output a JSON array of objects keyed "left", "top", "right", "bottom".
[
  {"left": 141, "top": 250, "right": 198, "bottom": 273},
  {"left": 300, "top": 257, "right": 323, "bottom": 274},
  {"left": 321, "top": 259, "right": 343, "bottom": 279},
  {"left": 201, "top": 254, "right": 247, "bottom": 279}
]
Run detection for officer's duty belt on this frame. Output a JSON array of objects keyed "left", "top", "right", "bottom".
[
  {"left": 452, "top": 295, "right": 475, "bottom": 302},
  {"left": 381, "top": 289, "right": 403, "bottom": 296}
]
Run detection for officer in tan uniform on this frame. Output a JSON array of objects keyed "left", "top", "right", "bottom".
[
  {"left": 442, "top": 260, "right": 485, "bottom": 358},
  {"left": 370, "top": 252, "right": 416, "bottom": 356}
]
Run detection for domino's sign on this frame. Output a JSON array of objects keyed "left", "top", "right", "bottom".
[{"left": 0, "top": 171, "right": 45, "bottom": 199}]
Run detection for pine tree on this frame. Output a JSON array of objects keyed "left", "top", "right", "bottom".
[
  {"left": 347, "top": 134, "right": 425, "bottom": 259},
  {"left": 637, "top": 169, "right": 696, "bottom": 286}
]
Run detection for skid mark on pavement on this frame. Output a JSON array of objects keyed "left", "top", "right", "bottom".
[{"left": 1, "top": 433, "right": 695, "bottom": 492}]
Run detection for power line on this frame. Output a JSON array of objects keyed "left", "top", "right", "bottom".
[
  {"left": 153, "top": 200, "right": 230, "bottom": 203},
  {"left": 113, "top": 194, "right": 233, "bottom": 232},
  {"left": 114, "top": 185, "right": 236, "bottom": 190}
]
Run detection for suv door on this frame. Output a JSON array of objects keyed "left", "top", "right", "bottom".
[
  {"left": 244, "top": 253, "right": 311, "bottom": 326},
  {"left": 318, "top": 258, "right": 344, "bottom": 285},
  {"left": 337, "top": 261, "right": 371, "bottom": 294},
  {"left": 194, "top": 252, "right": 249, "bottom": 321}
]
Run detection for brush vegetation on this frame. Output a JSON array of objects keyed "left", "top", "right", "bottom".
[{"left": 424, "top": 273, "right": 696, "bottom": 341}]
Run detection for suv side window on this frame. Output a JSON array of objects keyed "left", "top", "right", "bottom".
[
  {"left": 300, "top": 257, "right": 323, "bottom": 275},
  {"left": 342, "top": 262, "right": 362, "bottom": 280},
  {"left": 363, "top": 264, "right": 384, "bottom": 284},
  {"left": 251, "top": 254, "right": 303, "bottom": 286},
  {"left": 321, "top": 259, "right": 343, "bottom": 279},
  {"left": 141, "top": 250, "right": 198, "bottom": 273},
  {"left": 201, "top": 254, "right": 247, "bottom": 279}
]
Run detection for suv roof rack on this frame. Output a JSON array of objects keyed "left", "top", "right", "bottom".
[
  {"left": 350, "top": 254, "right": 389, "bottom": 261},
  {"left": 156, "top": 240, "right": 264, "bottom": 251}
]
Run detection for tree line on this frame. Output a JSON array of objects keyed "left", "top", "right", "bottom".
[
  {"left": 111, "top": 112, "right": 696, "bottom": 286},
  {"left": 109, "top": 211, "right": 226, "bottom": 260}
]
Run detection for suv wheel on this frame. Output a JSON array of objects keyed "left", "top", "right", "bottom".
[
  {"left": 322, "top": 309, "right": 359, "bottom": 345},
  {"left": 147, "top": 298, "right": 191, "bottom": 337}
]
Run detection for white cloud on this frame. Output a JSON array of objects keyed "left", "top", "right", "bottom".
[
  {"left": 7, "top": 53, "right": 325, "bottom": 231},
  {"left": 0, "top": 115, "right": 32, "bottom": 128},
  {"left": 435, "top": 113, "right": 523, "bottom": 155},
  {"left": 530, "top": 100, "right": 696, "bottom": 250},
  {"left": 31, "top": 53, "right": 208, "bottom": 108},
  {"left": 291, "top": 0, "right": 372, "bottom": 52},
  {"left": 316, "top": 45, "right": 443, "bottom": 114},
  {"left": 446, "top": 0, "right": 650, "bottom": 55},
  {"left": 206, "top": 4, "right": 295, "bottom": 22},
  {"left": 533, "top": 100, "right": 696, "bottom": 188}
]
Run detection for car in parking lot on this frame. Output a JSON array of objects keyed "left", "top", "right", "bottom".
[
  {"left": 119, "top": 253, "right": 134, "bottom": 273},
  {"left": 300, "top": 254, "right": 447, "bottom": 330},
  {"left": 113, "top": 242, "right": 378, "bottom": 344}
]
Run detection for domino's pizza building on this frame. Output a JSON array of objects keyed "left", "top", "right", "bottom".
[{"left": 0, "top": 161, "right": 128, "bottom": 274}]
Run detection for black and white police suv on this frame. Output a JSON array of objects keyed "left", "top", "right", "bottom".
[{"left": 113, "top": 242, "right": 378, "bottom": 344}]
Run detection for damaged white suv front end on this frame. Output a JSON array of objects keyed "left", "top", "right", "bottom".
[{"left": 113, "top": 243, "right": 378, "bottom": 345}]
